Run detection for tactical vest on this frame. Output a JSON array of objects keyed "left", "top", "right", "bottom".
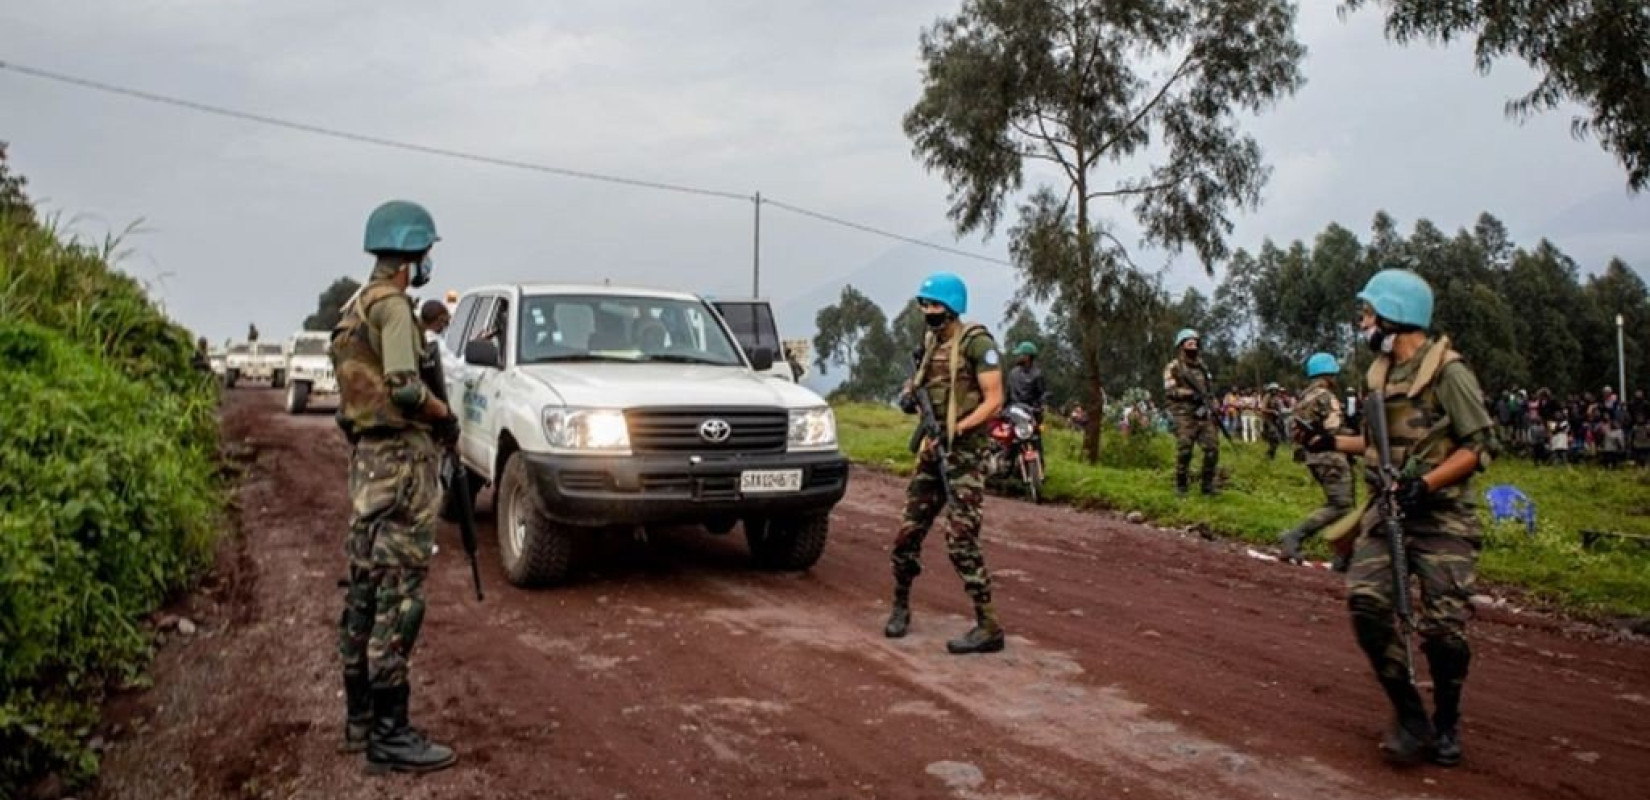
[
  {"left": 1166, "top": 358, "right": 1211, "bottom": 412},
  {"left": 1293, "top": 381, "right": 1342, "bottom": 432},
  {"left": 330, "top": 280, "right": 426, "bottom": 434},
  {"left": 917, "top": 322, "right": 991, "bottom": 441},
  {"left": 1362, "top": 336, "right": 1467, "bottom": 498}
]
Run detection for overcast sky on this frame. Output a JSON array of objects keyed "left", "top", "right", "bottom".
[{"left": 2, "top": 0, "right": 1644, "bottom": 346}]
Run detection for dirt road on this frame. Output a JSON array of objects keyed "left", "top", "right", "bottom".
[{"left": 89, "top": 390, "right": 1650, "bottom": 800}]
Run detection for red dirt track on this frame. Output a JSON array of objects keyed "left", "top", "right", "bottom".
[{"left": 89, "top": 390, "right": 1650, "bottom": 800}]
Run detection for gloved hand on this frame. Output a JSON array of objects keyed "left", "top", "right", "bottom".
[
  {"left": 898, "top": 388, "right": 919, "bottom": 415},
  {"left": 1393, "top": 476, "right": 1429, "bottom": 513},
  {"left": 432, "top": 414, "right": 461, "bottom": 448},
  {"left": 1301, "top": 430, "right": 1338, "bottom": 453}
]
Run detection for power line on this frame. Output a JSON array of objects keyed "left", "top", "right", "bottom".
[
  {"left": 762, "top": 197, "right": 1012, "bottom": 266},
  {"left": 0, "top": 59, "right": 750, "bottom": 202},
  {"left": 0, "top": 57, "right": 1012, "bottom": 267}
]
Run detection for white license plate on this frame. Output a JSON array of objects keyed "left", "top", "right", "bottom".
[{"left": 741, "top": 469, "right": 803, "bottom": 494}]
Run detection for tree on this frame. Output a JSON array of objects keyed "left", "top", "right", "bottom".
[
  {"left": 904, "top": 0, "right": 1305, "bottom": 462},
  {"left": 0, "top": 143, "right": 33, "bottom": 225},
  {"left": 1341, "top": 0, "right": 1650, "bottom": 192},
  {"left": 813, "top": 285, "right": 903, "bottom": 402},
  {"left": 302, "top": 277, "right": 362, "bottom": 332}
]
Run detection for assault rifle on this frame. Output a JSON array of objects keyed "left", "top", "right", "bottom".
[
  {"left": 421, "top": 341, "right": 484, "bottom": 601},
  {"left": 903, "top": 362, "right": 956, "bottom": 504},
  {"left": 1365, "top": 392, "right": 1414, "bottom": 679},
  {"left": 1194, "top": 390, "right": 1236, "bottom": 445}
]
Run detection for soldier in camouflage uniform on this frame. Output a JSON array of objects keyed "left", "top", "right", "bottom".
[
  {"left": 1278, "top": 354, "right": 1353, "bottom": 565},
  {"left": 884, "top": 272, "right": 1008, "bottom": 655},
  {"left": 1261, "top": 383, "right": 1289, "bottom": 460},
  {"left": 329, "top": 200, "right": 461, "bottom": 773},
  {"left": 1303, "top": 269, "right": 1494, "bottom": 767},
  {"left": 1162, "top": 329, "right": 1220, "bottom": 496}
]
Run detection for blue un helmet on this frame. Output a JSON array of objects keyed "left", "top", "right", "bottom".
[
  {"left": 1356, "top": 268, "right": 1433, "bottom": 329},
  {"left": 1174, "top": 328, "right": 1199, "bottom": 349},
  {"left": 915, "top": 272, "right": 968, "bottom": 315},
  {"left": 1305, "top": 352, "right": 1340, "bottom": 378},
  {"left": 364, "top": 200, "right": 439, "bottom": 254}
]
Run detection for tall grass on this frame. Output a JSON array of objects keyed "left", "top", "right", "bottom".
[
  {"left": 0, "top": 178, "right": 221, "bottom": 792},
  {"left": 836, "top": 402, "right": 1650, "bottom": 619}
]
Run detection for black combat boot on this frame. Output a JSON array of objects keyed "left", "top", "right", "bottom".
[
  {"left": 366, "top": 684, "right": 457, "bottom": 774},
  {"left": 946, "top": 604, "right": 1006, "bottom": 655},
  {"left": 884, "top": 586, "right": 912, "bottom": 639},
  {"left": 1376, "top": 675, "right": 1435, "bottom": 764},
  {"left": 340, "top": 671, "right": 372, "bottom": 753},
  {"left": 1277, "top": 529, "right": 1307, "bottom": 564},
  {"left": 1424, "top": 637, "right": 1471, "bottom": 767}
]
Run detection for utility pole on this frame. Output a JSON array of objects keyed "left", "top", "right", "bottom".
[
  {"left": 752, "top": 191, "right": 762, "bottom": 298},
  {"left": 1618, "top": 313, "right": 1628, "bottom": 402}
]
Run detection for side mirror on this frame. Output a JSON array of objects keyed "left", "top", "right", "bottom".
[
  {"left": 464, "top": 339, "right": 502, "bottom": 369},
  {"left": 748, "top": 345, "right": 775, "bottom": 372}
]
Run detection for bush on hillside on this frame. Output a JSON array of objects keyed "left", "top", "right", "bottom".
[{"left": 0, "top": 148, "right": 221, "bottom": 793}]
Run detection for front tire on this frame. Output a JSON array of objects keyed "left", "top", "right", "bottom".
[
  {"left": 745, "top": 512, "right": 830, "bottom": 571},
  {"left": 285, "top": 380, "right": 311, "bottom": 414},
  {"left": 496, "top": 452, "right": 577, "bottom": 586},
  {"left": 272, "top": 369, "right": 286, "bottom": 389},
  {"left": 225, "top": 368, "right": 239, "bottom": 389},
  {"left": 1020, "top": 450, "right": 1044, "bottom": 505}
]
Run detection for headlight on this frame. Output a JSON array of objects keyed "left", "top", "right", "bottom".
[
  {"left": 542, "top": 408, "right": 631, "bottom": 452},
  {"left": 788, "top": 406, "right": 837, "bottom": 450},
  {"left": 1013, "top": 421, "right": 1034, "bottom": 440}
]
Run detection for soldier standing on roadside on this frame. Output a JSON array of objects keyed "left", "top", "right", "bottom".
[
  {"left": 1163, "top": 329, "right": 1220, "bottom": 496},
  {"left": 1302, "top": 269, "right": 1494, "bottom": 767},
  {"left": 330, "top": 200, "right": 461, "bottom": 773},
  {"left": 1278, "top": 353, "right": 1353, "bottom": 566},
  {"left": 884, "top": 272, "right": 1009, "bottom": 655}
]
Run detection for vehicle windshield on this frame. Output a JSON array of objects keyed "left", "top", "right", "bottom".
[
  {"left": 256, "top": 344, "right": 284, "bottom": 356},
  {"left": 516, "top": 294, "right": 743, "bottom": 367},
  {"left": 291, "top": 338, "right": 328, "bottom": 356},
  {"left": 228, "top": 344, "right": 251, "bottom": 355}
]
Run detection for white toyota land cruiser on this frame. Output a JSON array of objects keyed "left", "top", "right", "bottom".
[
  {"left": 444, "top": 283, "right": 849, "bottom": 587},
  {"left": 283, "top": 331, "right": 338, "bottom": 414}
]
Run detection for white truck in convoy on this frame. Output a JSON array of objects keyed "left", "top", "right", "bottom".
[
  {"left": 224, "top": 342, "right": 287, "bottom": 388},
  {"left": 443, "top": 283, "right": 849, "bottom": 587},
  {"left": 283, "top": 331, "right": 338, "bottom": 414}
]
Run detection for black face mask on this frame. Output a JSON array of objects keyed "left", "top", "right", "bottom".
[
  {"left": 1363, "top": 326, "right": 1394, "bottom": 354},
  {"left": 923, "top": 312, "right": 951, "bottom": 329},
  {"left": 1183, "top": 347, "right": 1200, "bottom": 360}
]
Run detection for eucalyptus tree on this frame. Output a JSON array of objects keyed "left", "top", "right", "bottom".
[{"left": 904, "top": 0, "right": 1305, "bottom": 461}]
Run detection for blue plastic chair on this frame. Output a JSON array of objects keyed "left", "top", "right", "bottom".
[{"left": 1485, "top": 485, "right": 1536, "bottom": 536}]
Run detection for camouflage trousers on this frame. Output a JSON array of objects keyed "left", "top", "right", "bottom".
[
  {"left": 1170, "top": 411, "right": 1219, "bottom": 481},
  {"left": 891, "top": 432, "right": 994, "bottom": 608},
  {"left": 1346, "top": 497, "right": 1481, "bottom": 682},
  {"left": 1295, "top": 454, "right": 1354, "bottom": 538},
  {"left": 338, "top": 430, "right": 441, "bottom": 690}
]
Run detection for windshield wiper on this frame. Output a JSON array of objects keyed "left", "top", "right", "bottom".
[
  {"left": 642, "top": 353, "right": 736, "bottom": 366},
  {"left": 526, "top": 353, "right": 635, "bottom": 364}
]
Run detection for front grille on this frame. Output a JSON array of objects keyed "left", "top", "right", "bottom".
[{"left": 625, "top": 407, "right": 787, "bottom": 454}]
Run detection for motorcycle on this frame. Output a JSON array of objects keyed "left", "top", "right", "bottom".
[{"left": 984, "top": 403, "right": 1046, "bottom": 503}]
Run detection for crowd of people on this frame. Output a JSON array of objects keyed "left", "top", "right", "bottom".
[{"left": 1491, "top": 387, "right": 1649, "bottom": 467}]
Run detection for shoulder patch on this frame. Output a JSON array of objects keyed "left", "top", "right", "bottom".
[{"left": 983, "top": 348, "right": 1000, "bottom": 367}]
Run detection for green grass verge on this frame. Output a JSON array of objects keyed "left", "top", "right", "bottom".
[{"left": 835, "top": 402, "right": 1650, "bottom": 620}]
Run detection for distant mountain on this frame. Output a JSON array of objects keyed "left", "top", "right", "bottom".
[{"left": 774, "top": 238, "right": 1020, "bottom": 395}]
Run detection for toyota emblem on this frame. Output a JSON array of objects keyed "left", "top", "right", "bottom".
[{"left": 698, "top": 418, "right": 732, "bottom": 443}]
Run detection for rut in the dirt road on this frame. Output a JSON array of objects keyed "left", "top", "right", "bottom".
[{"left": 87, "top": 390, "right": 1650, "bottom": 800}]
